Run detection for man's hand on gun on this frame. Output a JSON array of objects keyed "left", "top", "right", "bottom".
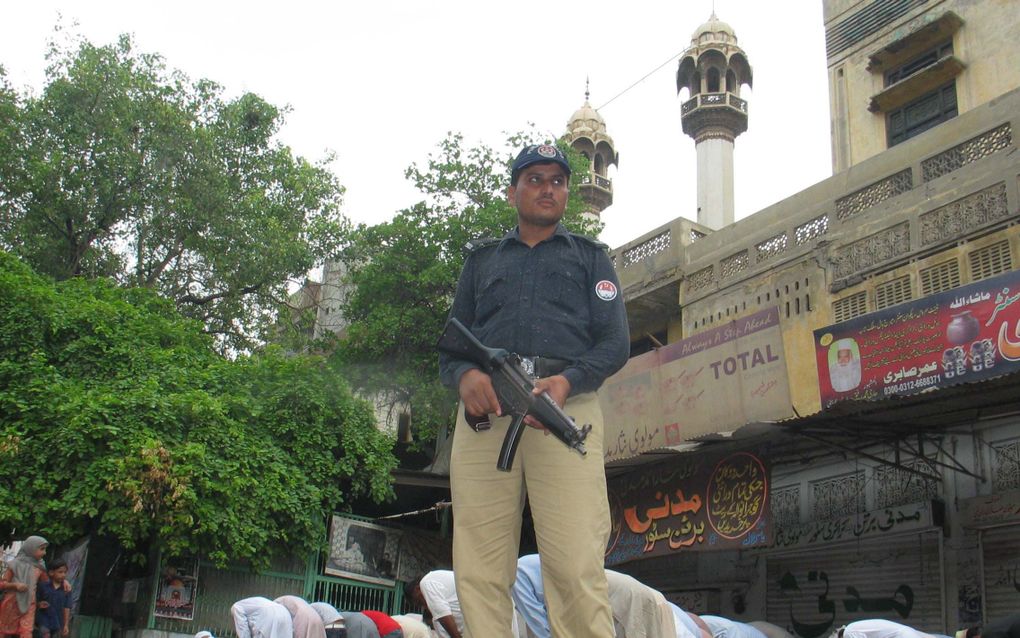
[
  {"left": 439, "top": 317, "right": 590, "bottom": 470},
  {"left": 458, "top": 368, "right": 501, "bottom": 419},
  {"left": 525, "top": 375, "right": 571, "bottom": 431},
  {"left": 460, "top": 369, "right": 572, "bottom": 433}
]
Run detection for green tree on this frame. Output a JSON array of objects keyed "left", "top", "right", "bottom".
[
  {"left": 0, "top": 67, "right": 23, "bottom": 223},
  {"left": 332, "top": 132, "right": 599, "bottom": 443},
  {"left": 0, "top": 252, "right": 395, "bottom": 565},
  {"left": 0, "top": 31, "right": 345, "bottom": 350}
]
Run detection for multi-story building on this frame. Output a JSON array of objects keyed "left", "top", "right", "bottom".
[
  {"left": 291, "top": 0, "right": 1019, "bottom": 631},
  {"left": 600, "top": 0, "right": 1020, "bottom": 632}
]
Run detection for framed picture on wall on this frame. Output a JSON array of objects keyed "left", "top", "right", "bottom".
[
  {"left": 153, "top": 557, "right": 199, "bottom": 620},
  {"left": 325, "top": 515, "right": 401, "bottom": 586}
]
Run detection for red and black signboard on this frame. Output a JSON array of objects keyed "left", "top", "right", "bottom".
[
  {"left": 605, "top": 450, "right": 770, "bottom": 566},
  {"left": 815, "top": 268, "right": 1020, "bottom": 408}
]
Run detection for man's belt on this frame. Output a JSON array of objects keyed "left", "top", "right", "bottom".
[{"left": 518, "top": 356, "right": 570, "bottom": 379}]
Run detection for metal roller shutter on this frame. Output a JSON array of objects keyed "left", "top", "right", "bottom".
[
  {"left": 617, "top": 551, "right": 704, "bottom": 593},
  {"left": 766, "top": 531, "right": 945, "bottom": 638},
  {"left": 980, "top": 525, "right": 1020, "bottom": 621}
]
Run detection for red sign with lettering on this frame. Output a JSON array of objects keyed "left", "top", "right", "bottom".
[{"left": 815, "top": 269, "right": 1020, "bottom": 408}]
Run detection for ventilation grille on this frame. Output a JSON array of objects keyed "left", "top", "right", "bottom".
[
  {"left": 835, "top": 169, "right": 913, "bottom": 221},
  {"left": 833, "top": 291, "right": 868, "bottom": 323},
  {"left": 623, "top": 231, "right": 671, "bottom": 267},
  {"left": 920, "top": 259, "right": 961, "bottom": 295},
  {"left": 796, "top": 215, "right": 829, "bottom": 245},
  {"left": 875, "top": 275, "right": 913, "bottom": 310},
  {"left": 687, "top": 266, "right": 715, "bottom": 294},
  {"left": 825, "top": 0, "right": 929, "bottom": 58},
  {"left": 721, "top": 250, "right": 749, "bottom": 279},
  {"left": 969, "top": 240, "right": 1013, "bottom": 282}
]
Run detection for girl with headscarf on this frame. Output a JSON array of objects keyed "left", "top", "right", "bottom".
[{"left": 0, "top": 536, "right": 48, "bottom": 638}]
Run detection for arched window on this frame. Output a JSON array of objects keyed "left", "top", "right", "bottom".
[
  {"left": 594, "top": 153, "right": 605, "bottom": 176},
  {"left": 726, "top": 70, "right": 737, "bottom": 93},
  {"left": 707, "top": 67, "right": 721, "bottom": 93}
]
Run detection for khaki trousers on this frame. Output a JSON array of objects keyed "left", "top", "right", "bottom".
[{"left": 450, "top": 392, "right": 615, "bottom": 638}]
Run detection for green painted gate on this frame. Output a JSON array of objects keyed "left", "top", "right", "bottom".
[{"left": 147, "top": 542, "right": 405, "bottom": 637}]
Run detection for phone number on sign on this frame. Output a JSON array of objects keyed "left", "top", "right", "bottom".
[{"left": 883, "top": 374, "right": 942, "bottom": 395}]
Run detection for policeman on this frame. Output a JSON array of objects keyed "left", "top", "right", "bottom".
[{"left": 439, "top": 143, "right": 630, "bottom": 637}]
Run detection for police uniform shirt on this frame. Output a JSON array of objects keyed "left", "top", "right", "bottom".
[{"left": 439, "top": 223, "right": 629, "bottom": 396}]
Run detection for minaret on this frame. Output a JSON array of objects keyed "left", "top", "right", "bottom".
[
  {"left": 676, "top": 13, "right": 753, "bottom": 230},
  {"left": 565, "top": 81, "right": 619, "bottom": 223}
]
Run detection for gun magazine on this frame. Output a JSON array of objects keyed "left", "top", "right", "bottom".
[{"left": 496, "top": 413, "right": 527, "bottom": 472}]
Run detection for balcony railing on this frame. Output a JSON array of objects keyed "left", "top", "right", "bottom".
[
  {"left": 580, "top": 173, "right": 613, "bottom": 191},
  {"left": 681, "top": 92, "right": 748, "bottom": 115}
]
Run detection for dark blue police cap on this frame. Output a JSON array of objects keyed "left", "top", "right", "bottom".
[{"left": 511, "top": 144, "right": 571, "bottom": 185}]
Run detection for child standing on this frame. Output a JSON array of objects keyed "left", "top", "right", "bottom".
[
  {"left": 0, "top": 536, "right": 48, "bottom": 638},
  {"left": 35, "top": 558, "right": 72, "bottom": 638}
]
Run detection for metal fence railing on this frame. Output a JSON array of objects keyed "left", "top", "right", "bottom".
[{"left": 146, "top": 551, "right": 405, "bottom": 637}]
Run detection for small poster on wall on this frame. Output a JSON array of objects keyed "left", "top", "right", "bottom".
[
  {"left": 153, "top": 557, "right": 199, "bottom": 620},
  {"left": 326, "top": 516, "right": 401, "bottom": 586},
  {"left": 122, "top": 579, "right": 140, "bottom": 604}
]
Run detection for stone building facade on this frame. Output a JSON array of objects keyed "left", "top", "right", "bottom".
[{"left": 600, "top": 0, "right": 1020, "bottom": 632}]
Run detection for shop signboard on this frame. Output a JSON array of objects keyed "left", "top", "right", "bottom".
[
  {"left": 959, "top": 488, "right": 1020, "bottom": 528},
  {"left": 772, "top": 500, "right": 937, "bottom": 550},
  {"left": 815, "top": 268, "right": 1020, "bottom": 408},
  {"left": 600, "top": 307, "right": 792, "bottom": 461},
  {"left": 605, "top": 449, "right": 770, "bottom": 565}
]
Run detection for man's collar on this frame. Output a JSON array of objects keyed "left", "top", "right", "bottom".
[{"left": 500, "top": 224, "right": 570, "bottom": 248}]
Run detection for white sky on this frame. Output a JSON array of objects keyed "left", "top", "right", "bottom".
[{"left": 2, "top": 0, "right": 833, "bottom": 250}]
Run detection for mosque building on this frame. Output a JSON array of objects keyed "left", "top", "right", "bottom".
[
  {"left": 598, "top": 0, "right": 1020, "bottom": 630},
  {"left": 279, "top": 0, "right": 1020, "bottom": 632}
]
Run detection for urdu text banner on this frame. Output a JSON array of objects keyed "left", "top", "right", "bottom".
[
  {"left": 605, "top": 449, "right": 770, "bottom": 565},
  {"left": 815, "top": 268, "right": 1020, "bottom": 408},
  {"left": 599, "top": 307, "right": 793, "bottom": 461}
]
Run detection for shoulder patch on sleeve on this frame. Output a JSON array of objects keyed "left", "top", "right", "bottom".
[
  {"left": 594, "top": 280, "right": 619, "bottom": 300},
  {"left": 463, "top": 237, "right": 499, "bottom": 256}
]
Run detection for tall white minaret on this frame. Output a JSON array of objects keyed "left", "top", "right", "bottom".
[{"left": 676, "top": 13, "right": 753, "bottom": 230}]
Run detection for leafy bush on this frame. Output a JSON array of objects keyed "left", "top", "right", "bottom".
[{"left": 0, "top": 252, "right": 395, "bottom": 566}]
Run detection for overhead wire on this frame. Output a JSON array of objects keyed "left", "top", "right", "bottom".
[{"left": 596, "top": 50, "right": 685, "bottom": 111}]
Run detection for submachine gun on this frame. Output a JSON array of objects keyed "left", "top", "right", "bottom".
[{"left": 436, "top": 318, "right": 591, "bottom": 472}]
